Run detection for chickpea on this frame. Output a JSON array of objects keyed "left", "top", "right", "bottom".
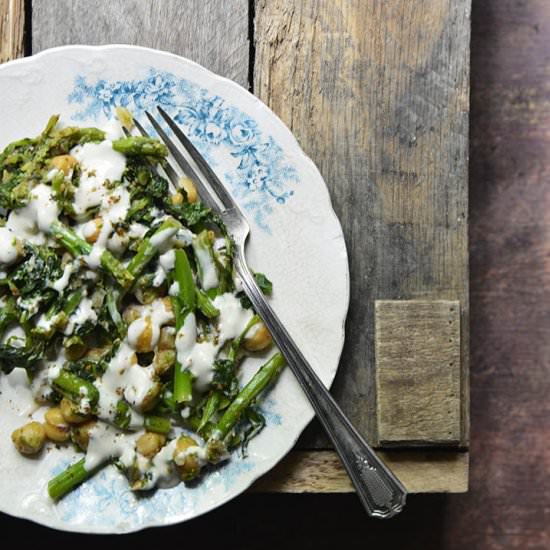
[
  {"left": 140, "top": 381, "right": 162, "bottom": 412},
  {"left": 161, "top": 296, "right": 175, "bottom": 319},
  {"left": 243, "top": 322, "right": 273, "bottom": 352},
  {"left": 173, "top": 436, "right": 201, "bottom": 481},
  {"left": 83, "top": 217, "right": 103, "bottom": 244},
  {"left": 158, "top": 327, "right": 176, "bottom": 350},
  {"left": 123, "top": 304, "right": 142, "bottom": 324},
  {"left": 134, "top": 285, "right": 161, "bottom": 305},
  {"left": 11, "top": 421, "right": 46, "bottom": 455},
  {"left": 85, "top": 346, "right": 108, "bottom": 361},
  {"left": 135, "top": 318, "right": 154, "bottom": 353},
  {"left": 64, "top": 337, "right": 87, "bottom": 361},
  {"left": 50, "top": 154, "right": 78, "bottom": 176},
  {"left": 179, "top": 176, "right": 198, "bottom": 203},
  {"left": 60, "top": 397, "right": 90, "bottom": 425},
  {"left": 72, "top": 420, "right": 97, "bottom": 451},
  {"left": 136, "top": 432, "right": 166, "bottom": 458},
  {"left": 44, "top": 407, "right": 71, "bottom": 443},
  {"left": 206, "top": 439, "right": 228, "bottom": 464},
  {"left": 153, "top": 349, "right": 176, "bottom": 377},
  {"left": 171, "top": 192, "right": 184, "bottom": 205}
]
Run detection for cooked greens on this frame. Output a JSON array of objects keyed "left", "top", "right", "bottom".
[{"left": 1, "top": 114, "right": 283, "bottom": 500}]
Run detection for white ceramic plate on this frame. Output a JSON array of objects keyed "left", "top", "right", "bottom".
[{"left": 0, "top": 45, "right": 349, "bottom": 533}]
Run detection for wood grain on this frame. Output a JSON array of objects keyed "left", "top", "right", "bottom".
[
  {"left": 252, "top": 450, "right": 468, "bottom": 493},
  {"left": 254, "top": 0, "right": 470, "bottom": 448},
  {"left": 31, "top": 0, "right": 250, "bottom": 86},
  {"left": 375, "top": 300, "right": 461, "bottom": 445},
  {"left": 0, "top": 0, "right": 24, "bottom": 63}
]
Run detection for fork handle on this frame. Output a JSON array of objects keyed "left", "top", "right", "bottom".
[{"left": 235, "top": 252, "right": 407, "bottom": 518}]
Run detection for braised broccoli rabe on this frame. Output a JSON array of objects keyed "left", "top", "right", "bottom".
[{"left": 1, "top": 114, "right": 282, "bottom": 500}]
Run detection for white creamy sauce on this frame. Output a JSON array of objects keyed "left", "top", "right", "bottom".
[
  {"left": 128, "top": 223, "right": 148, "bottom": 240},
  {"left": 0, "top": 226, "right": 21, "bottom": 266},
  {"left": 175, "top": 293, "right": 253, "bottom": 391},
  {"left": 6, "top": 183, "right": 59, "bottom": 245},
  {"left": 46, "top": 168, "right": 62, "bottom": 181},
  {"left": 16, "top": 294, "right": 41, "bottom": 316},
  {"left": 85, "top": 219, "right": 112, "bottom": 268},
  {"left": 136, "top": 439, "right": 179, "bottom": 490},
  {"left": 103, "top": 186, "right": 131, "bottom": 224},
  {"left": 71, "top": 141, "right": 126, "bottom": 215},
  {"left": 174, "top": 228, "right": 194, "bottom": 247},
  {"left": 173, "top": 444, "right": 208, "bottom": 468},
  {"left": 84, "top": 423, "right": 141, "bottom": 471},
  {"left": 35, "top": 312, "right": 56, "bottom": 333},
  {"left": 150, "top": 227, "right": 178, "bottom": 249},
  {"left": 71, "top": 139, "right": 130, "bottom": 269},
  {"left": 64, "top": 296, "right": 97, "bottom": 335},
  {"left": 81, "top": 220, "right": 98, "bottom": 239},
  {"left": 214, "top": 293, "right": 255, "bottom": 341},
  {"left": 50, "top": 262, "right": 73, "bottom": 293},
  {"left": 193, "top": 237, "right": 219, "bottom": 290},
  {"left": 168, "top": 281, "right": 180, "bottom": 296},
  {"left": 127, "top": 298, "right": 173, "bottom": 352},
  {"left": 107, "top": 230, "right": 129, "bottom": 255},
  {"left": 153, "top": 249, "right": 175, "bottom": 287},
  {"left": 94, "top": 342, "right": 151, "bottom": 421}
]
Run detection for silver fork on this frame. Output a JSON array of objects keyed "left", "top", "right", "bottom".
[{"left": 138, "top": 107, "right": 407, "bottom": 518}]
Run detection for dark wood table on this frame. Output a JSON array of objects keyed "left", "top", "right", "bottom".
[{"left": 1, "top": 0, "right": 548, "bottom": 547}]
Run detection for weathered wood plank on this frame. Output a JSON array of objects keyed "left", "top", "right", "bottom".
[
  {"left": 254, "top": 0, "right": 470, "bottom": 448},
  {"left": 375, "top": 300, "right": 461, "bottom": 445},
  {"left": 31, "top": 0, "right": 250, "bottom": 86},
  {"left": 0, "top": 0, "right": 24, "bottom": 64},
  {"left": 252, "top": 450, "right": 468, "bottom": 493}
]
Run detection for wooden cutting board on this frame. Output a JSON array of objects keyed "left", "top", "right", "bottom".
[{"left": 1, "top": 0, "right": 470, "bottom": 493}]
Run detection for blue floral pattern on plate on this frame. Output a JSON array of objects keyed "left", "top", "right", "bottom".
[{"left": 67, "top": 69, "right": 297, "bottom": 232}]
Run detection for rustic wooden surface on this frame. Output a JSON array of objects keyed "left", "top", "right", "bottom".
[
  {"left": 254, "top": 0, "right": 470, "bottom": 448},
  {"left": 0, "top": 0, "right": 24, "bottom": 63},
  {"left": 32, "top": 0, "right": 250, "bottom": 87},
  {"left": 252, "top": 449, "right": 468, "bottom": 493},
  {"left": 1, "top": 0, "right": 549, "bottom": 547},
  {"left": 375, "top": 300, "right": 461, "bottom": 445}
]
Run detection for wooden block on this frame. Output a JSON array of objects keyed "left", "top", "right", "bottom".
[
  {"left": 254, "top": 1, "right": 471, "bottom": 448},
  {"left": 31, "top": 0, "right": 250, "bottom": 87},
  {"left": 375, "top": 300, "right": 461, "bottom": 446},
  {"left": 252, "top": 450, "right": 468, "bottom": 494},
  {"left": 0, "top": 0, "right": 25, "bottom": 64}
]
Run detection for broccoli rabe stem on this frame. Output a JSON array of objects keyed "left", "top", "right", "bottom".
[
  {"left": 195, "top": 289, "right": 219, "bottom": 318},
  {"left": 48, "top": 458, "right": 91, "bottom": 501},
  {"left": 112, "top": 136, "right": 168, "bottom": 160},
  {"left": 198, "top": 390, "right": 222, "bottom": 434},
  {"left": 125, "top": 217, "right": 181, "bottom": 278},
  {"left": 211, "top": 352, "right": 286, "bottom": 441},
  {"left": 106, "top": 217, "right": 182, "bottom": 333},
  {"left": 172, "top": 249, "right": 195, "bottom": 405},
  {"left": 192, "top": 230, "right": 219, "bottom": 292},
  {"left": 52, "top": 371, "right": 100, "bottom": 408},
  {"left": 143, "top": 415, "right": 172, "bottom": 434},
  {"left": 0, "top": 295, "right": 18, "bottom": 339},
  {"left": 49, "top": 222, "right": 134, "bottom": 289}
]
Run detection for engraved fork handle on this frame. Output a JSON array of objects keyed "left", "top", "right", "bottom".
[{"left": 235, "top": 249, "right": 407, "bottom": 518}]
